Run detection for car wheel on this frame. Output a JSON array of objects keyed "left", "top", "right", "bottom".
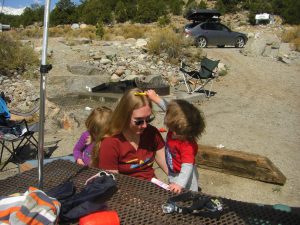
[
  {"left": 217, "top": 45, "right": 225, "bottom": 48},
  {"left": 235, "top": 37, "right": 245, "bottom": 48},
  {"left": 196, "top": 37, "right": 207, "bottom": 48}
]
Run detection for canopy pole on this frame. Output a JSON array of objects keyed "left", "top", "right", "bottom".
[{"left": 38, "top": 0, "right": 52, "bottom": 189}]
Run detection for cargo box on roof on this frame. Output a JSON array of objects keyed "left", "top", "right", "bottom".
[{"left": 185, "top": 9, "right": 221, "bottom": 22}]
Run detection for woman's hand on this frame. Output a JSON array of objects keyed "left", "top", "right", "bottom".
[
  {"left": 169, "top": 183, "right": 183, "bottom": 194},
  {"left": 76, "top": 158, "right": 85, "bottom": 165}
]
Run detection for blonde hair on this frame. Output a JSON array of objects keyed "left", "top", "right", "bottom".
[
  {"left": 85, "top": 106, "right": 112, "bottom": 142},
  {"left": 104, "top": 88, "right": 152, "bottom": 137},
  {"left": 164, "top": 99, "right": 205, "bottom": 141},
  {"left": 87, "top": 106, "right": 112, "bottom": 167}
]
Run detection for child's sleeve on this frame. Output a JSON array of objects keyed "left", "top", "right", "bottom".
[
  {"left": 174, "top": 163, "right": 194, "bottom": 188},
  {"left": 157, "top": 98, "right": 168, "bottom": 112},
  {"left": 73, "top": 132, "right": 88, "bottom": 161}
]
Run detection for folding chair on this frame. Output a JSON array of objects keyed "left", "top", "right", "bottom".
[
  {"left": 179, "top": 57, "right": 220, "bottom": 97},
  {"left": 0, "top": 119, "right": 38, "bottom": 171}
]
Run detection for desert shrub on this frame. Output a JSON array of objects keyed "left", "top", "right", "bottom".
[
  {"left": 49, "top": 26, "right": 66, "bottom": 37},
  {"left": 281, "top": 26, "right": 300, "bottom": 42},
  {"left": 106, "top": 24, "right": 149, "bottom": 40},
  {"left": 292, "top": 37, "right": 300, "bottom": 52},
  {"left": 0, "top": 33, "right": 39, "bottom": 75},
  {"left": 281, "top": 26, "right": 300, "bottom": 52},
  {"left": 158, "top": 15, "right": 171, "bottom": 27},
  {"left": 19, "top": 27, "right": 43, "bottom": 38},
  {"left": 96, "top": 20, "right": 105, "bottom": 39},
  {"left": 147, "top": 28, "right": 185, "bottom": 60}
]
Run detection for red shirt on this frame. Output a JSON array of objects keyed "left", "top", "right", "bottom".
[
  {"left": 165, "top": 131, "right": 198, "bottom": 173},
  {"left": 99, "top": 125, "right": 165, "bottom": 181}
]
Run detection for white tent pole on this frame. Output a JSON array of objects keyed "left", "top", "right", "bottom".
[{"left": 38, "top": 0, "right": 52, "bottom": 189}]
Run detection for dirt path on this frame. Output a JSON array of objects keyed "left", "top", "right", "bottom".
[{"left": 197, "top": 47, "right": 300, "bottom": 206}]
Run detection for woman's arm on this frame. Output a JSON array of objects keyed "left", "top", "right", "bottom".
[{"left": 155, "top": 147, "right": 168, "bottom": 175}]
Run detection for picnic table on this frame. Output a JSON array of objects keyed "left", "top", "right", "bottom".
[{"left": 0, "top": 159, "right": 299, "bottom": 225}]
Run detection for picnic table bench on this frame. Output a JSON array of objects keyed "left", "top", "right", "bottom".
[{"left": 0, "top": 159, "right": 299, "bottom": 225}]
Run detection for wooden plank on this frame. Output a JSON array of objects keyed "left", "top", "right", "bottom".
[{"left": 196, "top": 145, "right": 286, "bottom": 185}]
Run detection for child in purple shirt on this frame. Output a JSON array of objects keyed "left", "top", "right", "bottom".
[{"left": 73, "top": 106, "right": 112, "bottom": 166}]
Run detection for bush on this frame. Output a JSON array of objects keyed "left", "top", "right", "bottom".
[
  {"left": 147, "top": 28, "right": 185, "bottom": 60},
  {"left": 96, "top": 20, "right": 105, "bottom": 39},
  {"left": 158, "top": 15, "right": 171, "bottom": 27},
  {"left": 292, "top": 37, "right": 300, "bottom": 52},
  {"left": 281, "top": 26, "right": 300, "bottom": 42},
  {"left": 0, "top": 33, "right": 39, "bottom": 76},
  {"left": 281, "top": 26, "right": 300, "bottom": 52},
  {"left": 106, "top": 24, "right": 149, "bottom": 40}
]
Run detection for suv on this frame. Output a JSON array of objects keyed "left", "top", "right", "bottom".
[{"left": 184, "top": 9, "right": 248, "bottom": 48}]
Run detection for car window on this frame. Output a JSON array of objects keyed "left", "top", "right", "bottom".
[
  {"left": 219, "top": 24, "right": 230, "bottom": 32},
  {"left": 185, "top": 22, "right": 199, "bottom": 29},
  {"left": 201, "top": 23, "right": 217, "bottom": 30}
]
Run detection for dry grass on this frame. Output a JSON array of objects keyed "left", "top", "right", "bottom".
[
  {"left": 292, "top": 37, "right": 300, "bottom": 52},
  {"left": 103, "top": 23, "right": 153, "bottom": 40},
  {"left": 0, "top": 33, "right": 39, "bottom": 75},
  {"left": 147, "top": 28, "right": 186, "bottom": 61},
  {"left": 281, "top": 26, "right": 300, "bottom": 51},
  {"left": 49, "top": 25, "right": 97, "bottom": 39}
]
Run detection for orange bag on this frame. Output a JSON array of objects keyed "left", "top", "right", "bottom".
[{"left": 79, "top": 210, "right": 120, "bottom": 225}]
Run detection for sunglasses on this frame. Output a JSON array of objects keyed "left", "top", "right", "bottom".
[
  {"left": 85, "top": 171, "right": 115, "bottom": 185},
  {"left": 132, "top": 115, "right": 155, "bottom": 126}
]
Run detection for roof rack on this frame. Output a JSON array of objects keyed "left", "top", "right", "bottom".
[{"left": 185, "top": 9, "right": 221, "bottom": 22}]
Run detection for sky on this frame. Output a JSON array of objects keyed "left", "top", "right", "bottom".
[{"left": 2, "top": 0, "right": 81, "bottom": 9}]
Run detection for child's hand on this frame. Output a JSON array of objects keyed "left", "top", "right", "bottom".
[
  {"left": 76, "top": 158, "right": 85, "bottom": 165},
  {"left": 169, "top": 183, "right": 183, "bottom": 194},
  {"left": 86, "top": 135, "right": 92, "bottom": 145},
  {"left": 146, "top": 89, "right": 161, "bottom": 104}
]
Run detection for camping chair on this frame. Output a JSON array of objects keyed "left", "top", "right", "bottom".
[
  {"left": 0, "top": 92, "right": 39, "bottom": 171},
  {"left": 179, "top": 57, "right": 220, "bottom": 97},
  {"left": 0, "top": 119, "right": 38, "bottom": 171}
]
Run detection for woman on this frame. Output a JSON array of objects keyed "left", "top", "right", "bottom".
[{"left": 97, "top": 88, "right": 168, "bottom": 181}]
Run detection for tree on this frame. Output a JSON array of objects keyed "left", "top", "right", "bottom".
[
  {"left": 198, "top": 0, "right": 207, "bottom": 9},
  {"left": 135, "top": 0, "right": 166, "bottom": 23},
  {"left": 115, "top": 0, "right": 128, "bottom": 23},
  {"left": 20, "top": 4, "right": 44, "bottom": 27},
  {"left": 79, "top": 0, "right": 113, "bottom": 25},
  {"left": 169, "top": 0, "right": 184, "bottom": 15},
  {"left": 50, "top": 0, "right": 77, "bottom": 26},
  {"left": 281, "top": 0, "right": 300, "bottom": 24}
]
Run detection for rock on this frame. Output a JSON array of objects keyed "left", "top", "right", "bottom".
[
  {"left": 218, "top": 62, "right": 226, "bottom": 72},
  {"left": 136, "top": 39, "right": 147, "bottom": 48},
  {"left": 71, "top": 23, "right": 80, "bottom": 30},
  {"left": 121, "top": 74, "right": 139, "bottom": 81},
  {"left": 61, "top": 113, "right": 80, "bottom": 130},
  {"left": 115, "top": 67, "right": 125, "bottom": 76},
  {"left": 271, "top": 42, "right": 280, "bottom": 49},
  {"left": 100, "top": 58, "right": 112, "bottom": 65},
  {"left": 110, "top": 74, "right": 121, "bottom": 81},
  {"left": 67, "top": 64, "right": 104, "bottom": 75},
  {"left": 278, "top": 56, "right": 291, "bottom": 64},
  {"left": 80, "top": 23, "right": 87, "bottom": 29}
]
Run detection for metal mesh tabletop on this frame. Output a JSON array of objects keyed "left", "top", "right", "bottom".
[{"left": 0, "top": 159, "right": 299, "bottom": 225}]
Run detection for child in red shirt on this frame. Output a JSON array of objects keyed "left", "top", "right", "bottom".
[{"left": 147, "top": 90, "right": 206, "bottom": 193}]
